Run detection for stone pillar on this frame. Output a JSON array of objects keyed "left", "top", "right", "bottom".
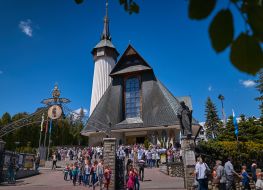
[
  {"left": 103, "top": 138, "right": 116, "bottom": 190},
  {"left": 0, "top": 139, "right": 6, "bottom": 183},
  {"left": 181, "top": 137, "right": 196, "bottom": 190}
]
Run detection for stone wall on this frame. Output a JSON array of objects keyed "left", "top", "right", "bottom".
[
  {"left": 103, "top": 138, "right": 116, "bottom": 190},
  {"left": 207, "top": 179, "right": 256, "bottom": 190},
  {"left": 181, "top": 138, "right": 196, "bottom": 190},
  {"left": 167, "top": 162, "right": 184, "bottom": 177}
]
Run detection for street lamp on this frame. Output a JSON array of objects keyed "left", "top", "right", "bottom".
[{"left": 218, "top": 94, "right": 226, "bottom": 128}]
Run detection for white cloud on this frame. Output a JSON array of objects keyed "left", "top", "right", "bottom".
[
  {"left": 208, "top": 85, "right": 212, "bottom": 92},
  {"left": 239, "top": 79, "right": 256, "bottom": 88},
  {"left": 19, "top": 19, "right": 33, "bottom": 37},
  {"left": 0, "top": 70, "right": 3, "bottom": 74}
]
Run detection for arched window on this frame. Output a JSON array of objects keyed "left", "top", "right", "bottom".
[{"left": 125, "top": 77, "right": 141, "bottom": 118}]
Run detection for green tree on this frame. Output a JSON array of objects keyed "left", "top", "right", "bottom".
[
  {"left": 1, "top": 112, "right": 11, "bottom": 125},
  {"left": 217, "top": 115, "right": 263, "bottom": 143},
  {"left": 1, "top": 112, "right": 14, "bottom": 150},
  {"left": 0, "top": 109, "right": 89, "bottom": 148},
  {"left": 255, "top": 69, "right": 263, "bottom": 116},
  {"left": 204, "top": 97, "right": 220, "bottom": 139}
]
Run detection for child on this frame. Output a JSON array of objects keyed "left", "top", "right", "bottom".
[
  {"left": 240, "top": 165, "right": 251, "bottom": 190},
  {"left": 63, "top": 164, "right": 69, "bottom": 181},
  {"left": 69, "top": 163, "right": 73, "bottom": 181},
  {"left": 72, "top": 164, "right": 80, "bottom": 186},
  {"left": 127, "top": 168, "right": 135, "bottom": 190},
  {"left": 104, "top": 165, "right": 112, "bottom": 190}
]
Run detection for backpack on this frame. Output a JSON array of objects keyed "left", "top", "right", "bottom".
[{"left": 204, "top": 163, "right": 211, "bottom": 178}]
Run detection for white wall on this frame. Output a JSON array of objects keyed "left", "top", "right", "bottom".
[{"left": 89, "top": 56, "right": 115, "bottom": 116}]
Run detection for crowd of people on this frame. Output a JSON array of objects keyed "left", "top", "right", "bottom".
[
  {"left": 195, "top": 156, "right": 263, "bottom": 190},
  {"left": 51, "top": 144, "right": 263, "bottom": 190},
  {"left": 62, "top": 158, "right": 111, "bottom": 190},
  {"left": 50, "top": 143, "right": 182, "bottom": 190},
  {"left": 51, "top": 146, "right": 103, "bottom": 162},
  {"left": 116, "top": 143, "right": 182, "bottom": 166}
]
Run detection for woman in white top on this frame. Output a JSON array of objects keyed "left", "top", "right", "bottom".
[{"left": 195, "top": 156, "right": 210, "bottom": 190}]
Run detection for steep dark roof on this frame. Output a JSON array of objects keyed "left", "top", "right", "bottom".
[
  {"left": 110, "top": 45, "right": 152, "bottom": 76},
  {"left": 82, "top": 79, "right": 199, "bottom": 134}
]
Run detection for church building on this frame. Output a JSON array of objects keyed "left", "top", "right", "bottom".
[{"left": 81, "top": 3, "right": 201, "bottom": 146}]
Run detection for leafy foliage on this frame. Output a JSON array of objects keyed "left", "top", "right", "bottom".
[
  {"left": 1, "top": 111, "right": 88, "bottom": 151},
  {"left": 188, "top": 0, "right": 263, "bottom": 75},
  {"left": 198, "top": 115, "right": 263, "bottom": 169},
  {"left": 75, "top": 0, "right": 139, "bottom": 14},
  {"left": 204, "top": 97, "right": 221, "bottom": 139},
  {"left": 230, "top": 33, "right": 263, "bottom": 74},
  {"left": 209, "top": 9, "right": 234, "bottom": 53},
  {"left": 74, "top": 0, "right": 84, "bottom": 4},
  {"left": 196, "top": 140, "right": 263, "bottom": 170},
  {"left": 119, "top": 0, "right": 139, "bottom": 14},
  {"left": 73, "top": 0, "right": 262, "bottom": 75},
  {"left": 188, "top": 0, "right": 216, "bottom": 20},
  {"left": 246, "top": 0, "right": 263, "bottom": 42}
]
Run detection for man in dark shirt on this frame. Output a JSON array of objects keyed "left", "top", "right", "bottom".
[{"left": 138, "top": 159, "right": 146, "bottom": 181}]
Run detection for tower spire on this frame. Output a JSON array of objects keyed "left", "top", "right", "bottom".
[{"left": 101, "top": 0, "right": 111, "bottom": 40}]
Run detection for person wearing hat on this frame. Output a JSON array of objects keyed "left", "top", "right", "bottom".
[{"left": 195, "top": 156, "right": 210, "bottom": 190}]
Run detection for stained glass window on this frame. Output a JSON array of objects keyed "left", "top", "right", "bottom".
[{"left": 125, "top": 77, "right": 141, "bottom": 118}]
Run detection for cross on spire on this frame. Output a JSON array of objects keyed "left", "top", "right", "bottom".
[{"left": 101, "top": 0, "right": 111, "bottom": 40}]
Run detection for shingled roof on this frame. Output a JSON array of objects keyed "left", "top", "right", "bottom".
[
  {"left": 82, "top": 78, "right": 199, "bottom": 134},
  {"left": 110, "top": 45, "right": 152, "bottom": 76}
]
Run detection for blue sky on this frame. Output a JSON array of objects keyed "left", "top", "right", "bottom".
[{"left": 0, "top": 0, "right": 260, "bottom": 122}]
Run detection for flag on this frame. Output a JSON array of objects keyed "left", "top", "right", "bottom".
[
  {"left": 45, "top": 118, "right": 49, "bottom": 134},
  {"left": 40, "top": 114, "right": 44, "bottom": 132},
  {"left": 232, "top": 109, "right": 239, "bottom": 136},
  {"left": 49, "top": 119, "right": 53, "bottom": 134}
]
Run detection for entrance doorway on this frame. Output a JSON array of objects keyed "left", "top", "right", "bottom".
[
  {"left": 136, "top": 137, "right": 145, "bottom": 144},
  {"left": 125, "top": 136, "right": 146, "bottom": 145}
]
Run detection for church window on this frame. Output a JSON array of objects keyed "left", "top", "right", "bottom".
[{"left": 125, "top": 77, "right": 141, "bottom": 118}]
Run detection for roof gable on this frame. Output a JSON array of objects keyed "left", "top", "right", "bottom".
[{"left": 110, "top": 44, "right": 152, "bottom": 76}]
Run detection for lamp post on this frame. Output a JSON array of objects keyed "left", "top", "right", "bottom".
[{"left": 218, "top": 94, "right": 226, "bottom": 128}]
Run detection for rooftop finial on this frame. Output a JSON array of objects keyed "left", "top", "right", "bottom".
[
  {"left": 101, "top": 0, "right": 111, "bottom": 40},
  {"left": 106, "top": 0, "right": 108, "bottom": 18}
]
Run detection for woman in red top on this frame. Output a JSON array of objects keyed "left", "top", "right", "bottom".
[
  {"left": 127, "top": 169, "right": 135, "bottom": 190},
  {"left": 104, "top": 165, "right": 111, "bottom": 190}
]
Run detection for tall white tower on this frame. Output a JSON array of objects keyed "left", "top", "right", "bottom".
[{"left": 89, "top": 1, "right": 119, "bottom": 116}]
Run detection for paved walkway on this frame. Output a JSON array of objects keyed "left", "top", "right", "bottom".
[
  {"left": 141, "top": 168, "right": 185, "bottom": 190},
  {"left": 0, "top": 168, "right": 185, "bottom": 190}
]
